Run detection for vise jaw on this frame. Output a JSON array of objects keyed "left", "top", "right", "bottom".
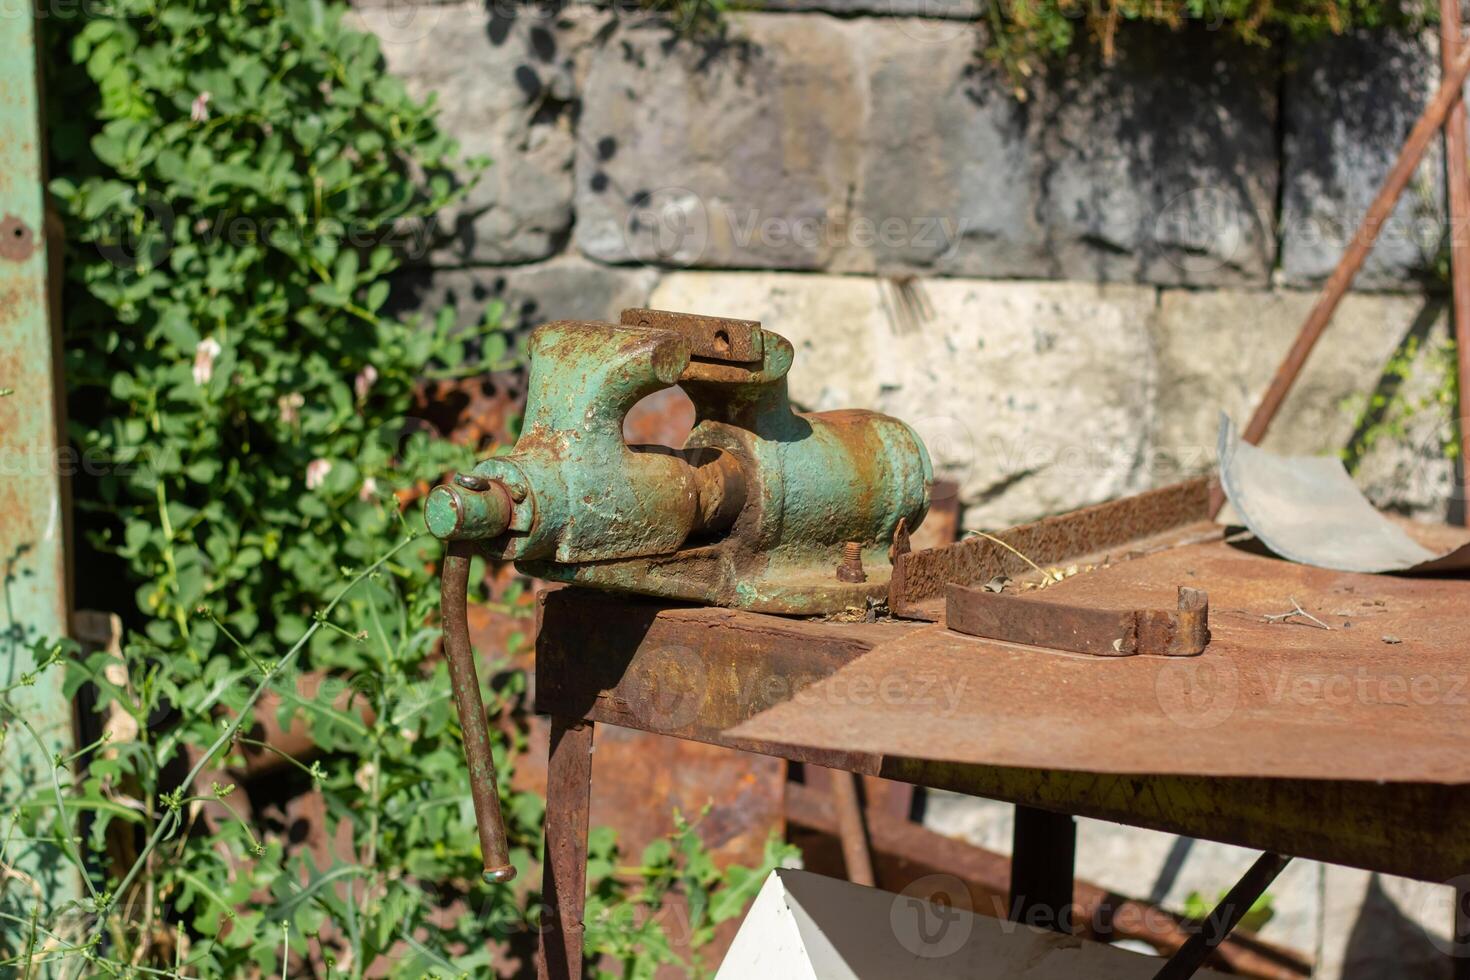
[{"left": 427, "top": 309, "right": 931, "bottom": 615}]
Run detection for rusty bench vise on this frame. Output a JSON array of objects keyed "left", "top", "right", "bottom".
[{"left": 426, "top": 309, "right": 931, "bottom": 882}]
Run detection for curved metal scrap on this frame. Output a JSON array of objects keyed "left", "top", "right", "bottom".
[{"left": 1217, "top": 413, "right": 1470, "bottom": 573}]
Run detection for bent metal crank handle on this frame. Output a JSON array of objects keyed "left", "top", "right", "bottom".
[{"left": 440, "top": 539, "right": 516, "bottom": 884}]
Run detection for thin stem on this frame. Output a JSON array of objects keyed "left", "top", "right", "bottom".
[
  {"left": 201, "top": 609, "right": 266, "bottom": 674},
  {"left": 8, "top": 713, "right": 100, "bottom": 903},
  {"left": 964, "top": 529, "right": 1058, "bottom": 583},
  {"left": 1263, "top": 596, "right": 1332, "bottom": 630},
  {"left": 95, "top": 534, "right": 418, "bottom": 939},
  {"left": 150, "top": 460, "right": 191, "bottom": 642},
  {"left": 233, "top": 737, "right": 318, "bottom": 781}
]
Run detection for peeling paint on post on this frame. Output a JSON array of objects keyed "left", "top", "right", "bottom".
[{"left": 0, "top": 5, "right": 76, "bottom": 905}]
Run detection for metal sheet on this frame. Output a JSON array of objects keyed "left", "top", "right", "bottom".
[
  {"left": 890, "top": 478, "right": 1215, "bottom": 620},
  {"left": 731, "top": 536, "right": 1470, "bottom": 785},
  {"left": 1218, "top": 413, "right": 1470, "bottom": 573},
  {"left": 0, "top": 2, "right": 75, "bottom": 906},
  {"left": 535, "top": 577, "right": 1470, "bottom": 881},
  {"left": 535, "top": 589, "right": 913, "bottom": 759}
]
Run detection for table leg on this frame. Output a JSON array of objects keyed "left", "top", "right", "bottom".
[
  {"left": 825, "top": 768, "right": 876, "bottom": 887},
  {"left": 537, "top": 718, "right": 595, "bottom": 980},
  {"left": 1009, "top": 805, "right": 1077, "bottom": 934}
]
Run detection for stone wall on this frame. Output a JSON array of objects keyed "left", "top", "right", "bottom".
[
  {"left": 357, "top": 5, "right": 1461, "bottom": 974},
  {"left": 357, "top": 0, "right": 1458, "bottom": 527}
]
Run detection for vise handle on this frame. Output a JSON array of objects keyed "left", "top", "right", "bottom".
[{"left": 440, "top": 539, "right": 516, "bottom": 883}]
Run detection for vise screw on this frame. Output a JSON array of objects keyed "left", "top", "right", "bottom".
[{"left": 427, "top": 309, "right": 931, "bottom": 882}]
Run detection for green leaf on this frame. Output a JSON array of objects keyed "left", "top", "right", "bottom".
[{"left": 365, "top": 280, "right": 389, "bottom": 312}]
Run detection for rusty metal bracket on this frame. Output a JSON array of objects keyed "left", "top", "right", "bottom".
[
  {"left": 890, "top": 478, "right": 1216, "bottom": 620},
  {"left": 946, "top": 584, "right": 1210, "bottom": 657},
  {"left": 620, "top": 307, "right": 762, "bottom": 363}
]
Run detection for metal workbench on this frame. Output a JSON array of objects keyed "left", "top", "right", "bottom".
[{"left": 530, "top": 480, "right": 1470, "bottom": 979}]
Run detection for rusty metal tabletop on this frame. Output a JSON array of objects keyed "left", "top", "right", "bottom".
[
  {"left": 733, "top": 534, "right": 1470, "bottom": 784},
  {"left": 536, "top": 528, "right": 1470, "bottom": 883}
]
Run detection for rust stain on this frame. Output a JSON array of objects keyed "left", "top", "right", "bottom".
[{"left": 0, "top": 215, "right": 35, "bottom": 262}]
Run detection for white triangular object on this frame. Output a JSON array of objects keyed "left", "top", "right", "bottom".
[{"left": 717, "top": 869, "right": 1235, "bottom": 979}]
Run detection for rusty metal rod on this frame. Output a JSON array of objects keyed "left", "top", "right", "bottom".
[
  {"left": 1446, "top": 0, "right": 1470, "bottom": 528},
  {"left": 1221, "top": 37, "right": 1470, "bottom": 513},
  {"left": 442, "top": 540, "right": 516, "bottom": 884},
  {"left": 827, "top": 768, "right": 876, "bottom": 887},
  {"left": 538, "top": 718, "right": 595, "bottom": 980},
  {"left": 1152, "top": 851, "right": 1290, "bottom": 980}
]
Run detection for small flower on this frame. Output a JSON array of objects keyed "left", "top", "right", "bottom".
[
  {"left": 192, "top": 337, "right": 221, "bottom": 386},
  {"left": 305, "top": 458, "right": 332, "bottom": 490},
  {"left": 190, "top": 91, "right": 212, "bottom": 123},
  {"left": 358, "top": 476, "right": 378, "bottom": 502},
  {"left": 354, "top": 364, "right": 379, "bottom": 401},
  {"left": 277, "top": 392, "right": 304, "bottom": 426}
]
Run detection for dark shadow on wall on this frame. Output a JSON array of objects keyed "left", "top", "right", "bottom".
[{"left": 1022, "top": 22, "right": 1278, "bottom": 284}]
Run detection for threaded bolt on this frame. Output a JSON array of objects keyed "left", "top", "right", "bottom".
[{"left": 836, "top": 541, "right": 867, "bottom": 583}]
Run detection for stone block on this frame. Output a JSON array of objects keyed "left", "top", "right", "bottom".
[
  {"left": 856, "top": 20, "right": 1049, "bottom": 277},
  {"left": 1280, "top": 30, "right": 1446, "bottom": 289},
  {"left": 650, "top": 271, "right": 1159, "bottom": 526},
  {"left": 1035, "top": 27, "right": 1280, "bottom": 287},
  {"left": 752, "top": 0, "right": 983, "bottom": 16},
  {"left": 353, "top": 3, "right": 606, "bottom": 264},
  {"left": 576, "top": 14, "right": 1047, "bottom": 275},
  {"left": 575, "top": 14, "right": 867, "bottom": 270}
]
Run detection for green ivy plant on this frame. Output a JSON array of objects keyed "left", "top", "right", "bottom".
[
  {"left": 984, "top": 0, "right": 1437, "bottom": 94},
  {"left": 1, "top": 542, "right": 792, "bottom": 976},
  {"left": 1342, "top": 332, "right": 1460, "bottom": 470},
  {"left": 641, "top": 0, "right": 1436, "bottom": 97},
  {"left": 584, "top": 814, "right": 795, "bottom": 980},
  {"left": 18, "top": 0, "right": 791, "bottom": 976},
  {"left": 49, "top": 0, "right": 496, "bottom": 665}
]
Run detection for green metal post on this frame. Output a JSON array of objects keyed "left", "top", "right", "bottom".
[{"left": 0, "top": 2, "right": 77, "bottom": 909}]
